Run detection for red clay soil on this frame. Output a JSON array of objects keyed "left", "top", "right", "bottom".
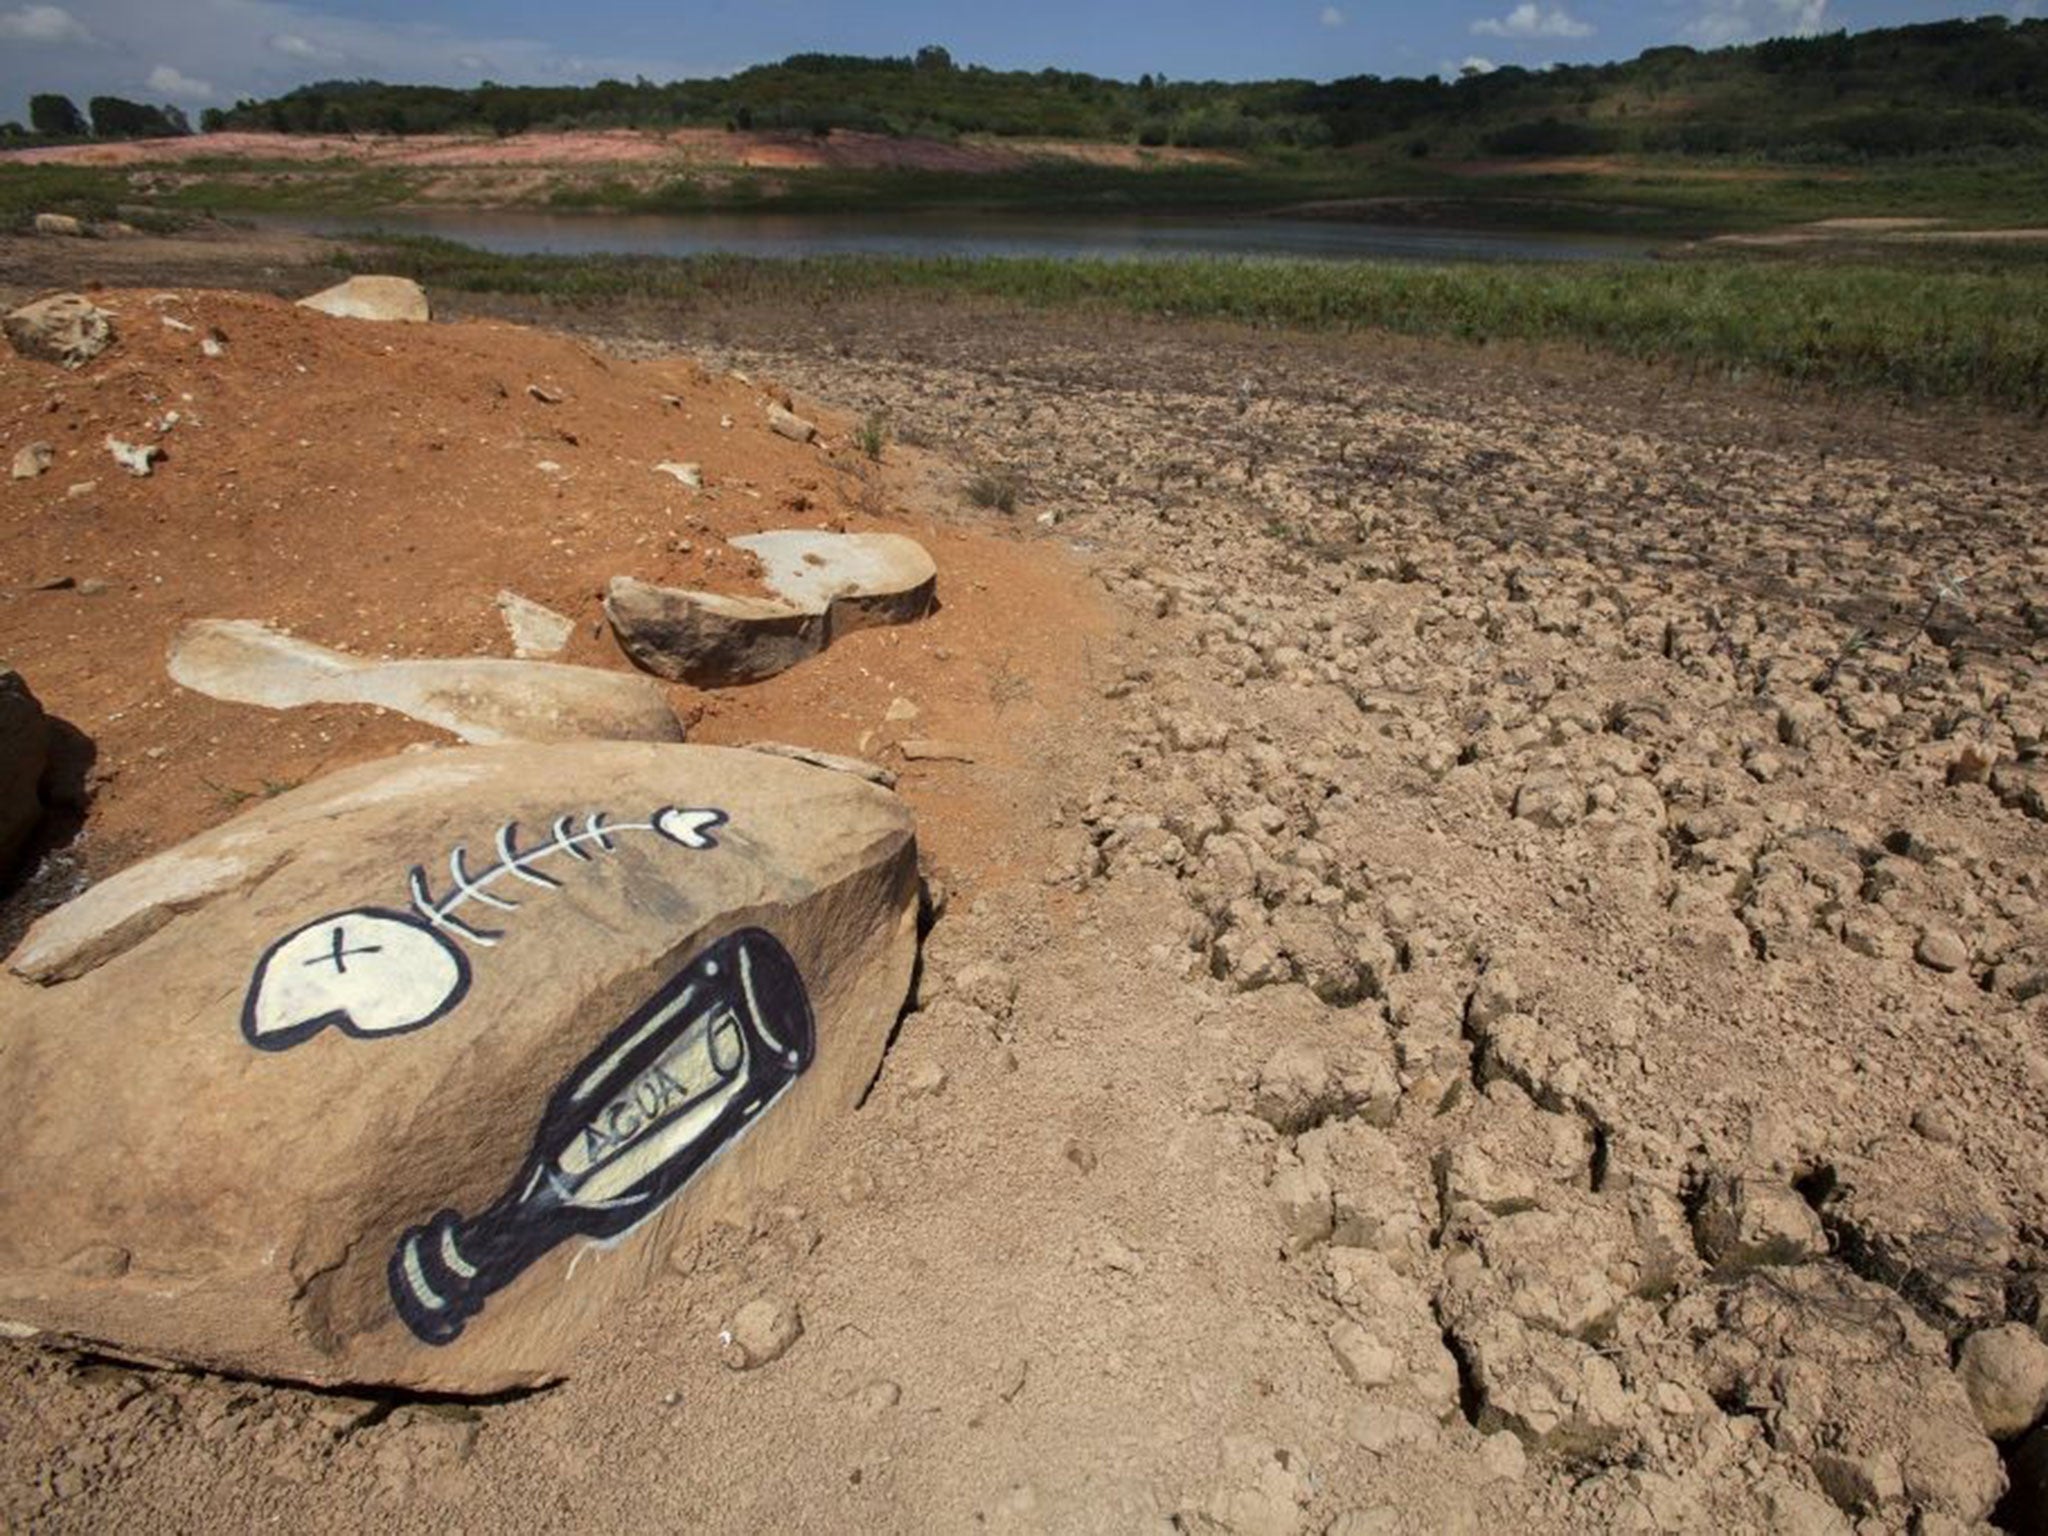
[{"left": 0, "top": 287, "right": 1109, "bottom": 894}]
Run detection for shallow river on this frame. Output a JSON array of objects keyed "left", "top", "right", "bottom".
[{"left": 271, "top": 208, "right": 1657, "bottom": 264}]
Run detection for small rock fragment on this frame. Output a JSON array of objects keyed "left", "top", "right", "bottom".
[
  {"left": 900, "top": 738, "right": 975, "bottom": 763},
  {"left": 722, "top": 1298, "right": 802, "bottom": 1370},
  {"left": 654, "top": 461, "right": 703, "bottom": 488},
  {"left": 4, "top": 293, "right": 114, "bottom": 367},
  {"left": 494, "top": 590, "right": 575, "bottom": 660},
  {"left": 1691, "top": 1172, "right": 1826, "bottom": 1275},
  {"left": 1912, "top": 1102, "right": 1960, "bottom": 1145},
  {"left": 11, "top": 442, "right": 53, "bottom": 480},
  {"left": 1915, "top": 928, "right": 1969, "bottom": 974},
  {"left": 1478, "top": 1430, "right": 1527, "bottom": 1482},
  {"left": 768, "top": 404, "right": 817, "bottom": 443},
  {"left": 104, "top": 437, "right": 162, "bottom": 477},
  {"left": 1513, "top": 772, "right": 1582, "bottom": 830},
  {"left": 1328, "top": 1320, "right": 1397, "bottom": 1387}
]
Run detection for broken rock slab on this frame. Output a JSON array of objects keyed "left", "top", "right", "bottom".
[
  {"left": 0, "top": 742, "right": 920, "bottom": 1392},
  {"left": 606, "top": 530, "right": 936, "bottom": 687},
  {"left": 4, "top": 293, "right": 115, "bottom": 369},
  {"left": 606, "top": 579, "right": 827, "bottom": 689},
  {"left": 736, "top": 531, "right": 937, "bottom": 634},
  {"left": 494, "top": 590, "right": 575, "bottom": 660},
  {"left": 169, "top": 619, "right": 683, "bottom": 746},
  {"left": 296, "top": 276, "right": 431, "bottom": 324}
]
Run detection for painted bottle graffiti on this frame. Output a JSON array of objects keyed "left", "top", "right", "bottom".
[{"left": 388, "top": 927, "right": 813, "bottom": 1346}]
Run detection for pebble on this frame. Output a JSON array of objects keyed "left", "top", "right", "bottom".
[
  {"left": 1327, "top": 1320, "right": 1398, "bottom": 1387},
  {"left": 1915, "top": 928, "right": 1969, "bottom": 973},
  {"left": 1956, "top": 1323, "right": 2048, "bottom": 1439},
  {"left": 1478, "top": 1429, "right": 1527, "bottom": 1482},
  {"left": 1911, "top": 1101, "right": 1960, "bottom": 1144},
  {"left": 721, "top": 1297, "right": 803, "bottom": 1370}
]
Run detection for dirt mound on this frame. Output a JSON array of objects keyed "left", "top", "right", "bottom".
[{"left": 0, "top": 286, "right": 1101, "bottom": 910}]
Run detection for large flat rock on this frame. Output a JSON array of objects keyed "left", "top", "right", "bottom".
[
  {"left": 0, "top": 743, "right": 919, "bottom": 1392},
  {"left": 170, "top": 619, "right": 684, "bottom": 745}
]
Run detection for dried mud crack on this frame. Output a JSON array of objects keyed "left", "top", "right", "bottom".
[{"left": 6, "top": 278, "right": 2048, "bottom": 1532}]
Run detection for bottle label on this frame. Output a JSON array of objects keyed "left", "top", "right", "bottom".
[{"left": 387, "top": 927, "right": 813, "bottom": 1346}]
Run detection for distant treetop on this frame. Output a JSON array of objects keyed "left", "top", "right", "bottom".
[{"left": 148, "top": 16, "right": 2048, "bottom": 162}]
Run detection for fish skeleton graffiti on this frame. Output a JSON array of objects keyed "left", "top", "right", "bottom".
[
  {"left": 388, "top": 927, "right": 814, "bottom": 1345},
  {"left": 241, "top": 806, "right": 729, "bottom": 1051}
]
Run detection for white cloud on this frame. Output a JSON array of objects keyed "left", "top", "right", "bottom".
[
  {"left": 1, "top": 0, "right": 715, "bottom": 120},
  {"left": 268, "top": 32, "right": 334, "bottom": 60},
  {"left": 1472, "top": 4, "right": 1593, "bottom": 40},
  {"left": 0, "top": 3, "right": 91, "bottom": 42},
  {"left": 1683, "top": 0, "right": 1830, "bottom": 47},
  {"left": 1320, "top": 4, "right": 1346, "bottom": 26},
  {"left": 1461, "top": 55, "right": 1499, "bottom": 74},
  {"left": 147, "top": 63, "right": 214, "bottom": 99}
]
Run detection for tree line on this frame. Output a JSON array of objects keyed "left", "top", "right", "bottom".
[
  {"left": 3, "top": 93, "right": 192, "bottom": 142},
  {"left": 9, "top": 16, "right": 2048, "bottom": 161}
]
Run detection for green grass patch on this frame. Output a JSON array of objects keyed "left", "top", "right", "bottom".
[{"left": 346, "top": 233, "right": 2048, "bottom": 414}]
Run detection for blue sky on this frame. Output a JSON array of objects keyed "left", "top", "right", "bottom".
[{"left": 0, "top": 0, "right": 2035, "bottom": 121}]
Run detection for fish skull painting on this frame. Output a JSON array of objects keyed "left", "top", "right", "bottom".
[
  {"left": 239, "top": 805, "right": 731, "bottom": 1051},
  {"left": 242, "top": 909, "right": 471, "bottom": 1051}
]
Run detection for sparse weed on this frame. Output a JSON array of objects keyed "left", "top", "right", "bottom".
[
  {"left": 985, "top": 654, "right": 1033, "bottom": 715},
  {"left": 855, "top": 411, "right": 890, "bottom": 461},
  {"left": 965, "top": 466, "right": 1022, "bottom": 515},
  {"left": 843, "top": 459, "right": 889, "bottom": 519},
  {"left": 204, "top": 775, "right": 299, "bottom": 810}
]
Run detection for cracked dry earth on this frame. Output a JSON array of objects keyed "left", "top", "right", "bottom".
[{"left": 11, "top": 294, "right": 2048, "bottom": 1535}]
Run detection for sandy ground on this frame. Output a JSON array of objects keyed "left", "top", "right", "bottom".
[
  {"left": 4, "top": 239, "right": 2048, "bottom": 1533},
  {"left": 1, "top": 128, "right": 1239, "bottom": 174}
]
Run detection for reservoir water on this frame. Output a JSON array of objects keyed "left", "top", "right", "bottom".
[{"left": 271, "top": 208, "right": 1658, "bottom": 264}]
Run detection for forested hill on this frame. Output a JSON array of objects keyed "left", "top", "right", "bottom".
[{"left": 184, "top": 16, "right": 2048, "bottom": 162}]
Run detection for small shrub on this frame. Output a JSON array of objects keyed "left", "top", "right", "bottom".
[
  {"left": 855, "top": 410, "right": 889, "bottom": 460},
  {"left": 965, "top": 466, "right": 1021, "bottom": 514}
]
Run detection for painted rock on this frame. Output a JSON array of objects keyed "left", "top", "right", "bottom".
[
  {"left": 606, "top": 530, "right": 935, "bottom": 687},
  {"left": 0, "top": 743, "right": 919, "bottom": 1391},
  {"left": 169, "top": 619, "right": 685, "bottom": 745},
  {"left": 295, "top": 275, "right": 431, "bottom": 324}
]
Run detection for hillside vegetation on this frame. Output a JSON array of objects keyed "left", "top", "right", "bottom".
[{"left": 190, "top": 17, "right": 2048, "bottom": 163}]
